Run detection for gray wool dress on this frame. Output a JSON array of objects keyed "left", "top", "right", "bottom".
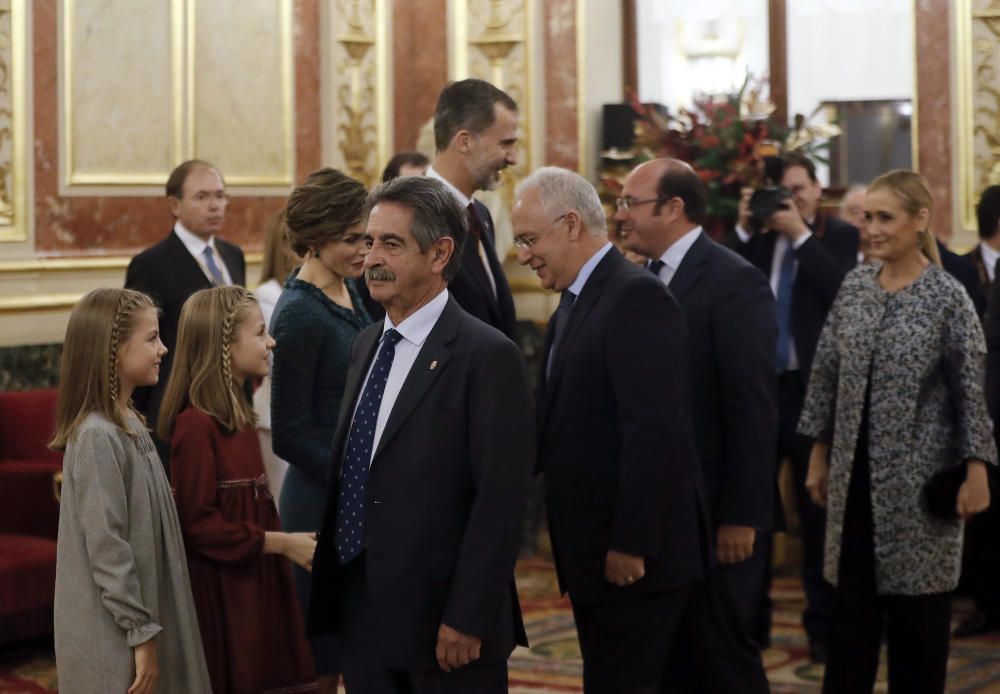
[{"left": 54, "top": 412, "right": 211, "bottom": 693}]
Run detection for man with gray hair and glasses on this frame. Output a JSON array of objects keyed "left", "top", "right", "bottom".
[
  {"left": 307, "top": 176, "right": 535, "bottom": 693},
  {"left": 513, "top": 166, "right": 709, "bottom": 692}
]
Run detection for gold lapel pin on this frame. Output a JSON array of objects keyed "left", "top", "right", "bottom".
[{"left": 430, "top": 360, "right": 438, "bottom": 370}]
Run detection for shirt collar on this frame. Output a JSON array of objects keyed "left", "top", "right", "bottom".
[
  {"left": 981, "top": 241, "right": 1000, "bottom": 270},
  {"left": 658, "top": 226, "right": 702, "bottom": 270},
  {"left": 426, "top": 165, "right": 471, "bottom": 208},
  {"left": 173, "top": 221, "right": 216, "bottom": 257},
  {"left": 382, "top": 288, "right": 450, "bottom": 348},
  {"left": 568, "top": 242, "right": 614, "bottom": 297}
]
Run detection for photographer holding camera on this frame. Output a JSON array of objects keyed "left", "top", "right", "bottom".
[{"left": 731, "top": 151, "right": 859, "bottom": 663}]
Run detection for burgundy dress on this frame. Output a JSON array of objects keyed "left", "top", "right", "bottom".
[{"left": 171, "top": 406, "right": 316, "bottom": 693}]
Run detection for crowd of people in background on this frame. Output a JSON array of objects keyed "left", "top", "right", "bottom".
[{"left": 48, "top": 77, "right": 1000, "bottom": 694}]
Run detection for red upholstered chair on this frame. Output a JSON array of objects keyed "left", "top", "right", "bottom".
[{"left": 0, "top": 388, "right": 61, "bottom": 644}]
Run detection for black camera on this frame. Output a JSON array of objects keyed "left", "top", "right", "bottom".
[{"left": 748, "top": 187, "right": 794, "bottom": 234}]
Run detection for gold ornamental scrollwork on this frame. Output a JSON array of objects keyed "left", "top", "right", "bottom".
[
  {"left": 0, "top": 0, "right": 27, "bottom": 242},
  {"left": 958, "top": 0, "right": 1000, "bottom": 236},
  {"left": 332, "top": 0, "right": 388, "bottom": 188}
]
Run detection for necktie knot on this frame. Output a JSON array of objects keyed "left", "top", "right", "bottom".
[
  {"left": 648, "top": 259, "right": 666, "bottom": 276},
  {"left": 382, "top": 328, "right": 402, "bottom": 347},
  {"left": 559, "top": 290, "right": 576, "bottom": 311}
]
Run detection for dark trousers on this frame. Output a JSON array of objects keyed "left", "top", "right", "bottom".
[
  {"left": 339, "top": 556, "right": 508, "bottom": 694},
  {"left": 963, "top": 496, "right": 1000, "bottom": 619},
  {"left": 661, "top": 570, "right": 771, "bottom": 694},
  {"left": 717, "top": 530, "right": 773, "bottom": 647},
  {"left": 572, "top": 587, "right": 690, "bottom": 694},
  {"left": 778, "top": 370, "right": 833, "bottom": 643},
  {"left": 824, "top": 435, "right": 952, "bottom": 694}
]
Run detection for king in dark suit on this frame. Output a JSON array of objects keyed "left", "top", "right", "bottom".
[
  {"left": 513, "top": 166, "right": 709, "bottom": 693},
  {"left": 309, "top": 176, "right": 534, "bottom": 693},
  {"left": 424, "top": 78, "right": 519, "bottom": 340},
  {"left": 125, "top": 160, "right": 245, "bottom": 452},
  {"left": 729, "top": 151, "right": 858, "bottom": 661},
  {"left": 618, "top": 158, "right": 777, "bottom": 692}
]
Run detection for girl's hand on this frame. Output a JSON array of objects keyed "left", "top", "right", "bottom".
[
  {"left": 128, "top": 638, "right": 158, "bottom": 694},
  {"left": 281, "top": 532, "right": 317, "bottom": 571},
  {"left": 957, "top": 460, "right": 991, "bottom": 519},
  {"left": 805, "top": 442, "right": 830, "bottom": 508}
]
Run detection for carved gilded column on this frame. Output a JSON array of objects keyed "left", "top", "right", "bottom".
[
  {"left": 327, "top": 0, "right": 389, "bottom": 187},
  {"left": 956, "top": 0, "right": 1000, "bottom": 244},
  {"left": 0, "top": 0, "right": 27, "bottom": 242}
]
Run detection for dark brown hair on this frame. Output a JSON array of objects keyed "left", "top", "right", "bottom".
[
  {"left": 655, "top": 160, "right": 708, "bottom": 224},
  {"left": 284, "top": 168, "right": 367, "bottom": 256},
  {"left": 433, "top": 79, "right": 518, "bottom": 152},
  {"left": 381, "top": 151, "right": 430, "bottom": 183},
  {"left": 781, "top": 151, "right": 817, "bottom": 183}
]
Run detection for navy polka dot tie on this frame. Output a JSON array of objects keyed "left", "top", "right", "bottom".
[{"left": 334, "top": 328, "right": 403, "bottom": 564}]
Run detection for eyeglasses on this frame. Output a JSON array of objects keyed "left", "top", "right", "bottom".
[
  {"left": 512, "top": 213, "right": 568, "bottom": 250},
  {"left": 615, "top": 196, "right": 670, "bottom": 211}
]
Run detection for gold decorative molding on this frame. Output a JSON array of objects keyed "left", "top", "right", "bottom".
[
  {"left": 62, "top": 0, "right": 293, "bottom": 191},
  {"left": 0, "top": 0, "right": 28, "bottom": 242},
  {"left": 329, "top": 0, "right": 389, "bottom": 187},
  {"left": 451, "top": 0, "right": 534, "bottom": 203},
  {"left": 62, "top": 0, "right": 184, "bottom": 188},
  {"left": 956, "top": 0, "right": 1000, "bottom": 236}
]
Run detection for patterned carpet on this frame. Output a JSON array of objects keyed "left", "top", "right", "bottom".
[{"left": 5, "top": 558, "right": 1000, "bottom": 693}]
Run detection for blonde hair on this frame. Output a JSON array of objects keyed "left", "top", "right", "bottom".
[
  {"left": 157, "top": 286, "right": 259, "bottom": 440},
  {"left": 258, "top": 207, "right": 296, "bottom": 286},
  {"left": 868, "top": 170, "right": 942, "bottom": 267},
  {"left": 50, "top": 288, "right": 157, "bottom": 450}
]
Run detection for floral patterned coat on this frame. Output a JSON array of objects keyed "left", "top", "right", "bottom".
[{"left": 798, "top": 263, "right": 997, "bottom": 595}]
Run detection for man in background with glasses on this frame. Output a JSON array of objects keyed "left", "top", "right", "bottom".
[
  {"left": 125, "top": 160, "right": 246, "bottom": 465},
  {"left": 512, "top": 165, "right": 708, "bottom": 693},
  {"left": 617, "top": 158, "right": 776, "bottom": 692}
]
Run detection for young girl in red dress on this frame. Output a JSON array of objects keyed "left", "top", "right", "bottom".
[{"left": 158, "top": 286, "right": 317, "bottom": 693}]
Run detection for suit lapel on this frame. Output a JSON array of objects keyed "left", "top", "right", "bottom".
[
  {"left": 331, "top": 326, "right": 382, "bottom": 470},
  {"left": 543, "top": 248, "right": 622, "bottom": 415},
  {"left": 370, "top": 298, "right": 460, "bottom": 462},
  {"left": 667, "top": 232, "right": 711, "bottom": 300},
  {"left": 217, "top": 241, "right": 245, "bottom": 286},
  {"left": 164, "top": 230, "right": 213, "bottom": 292}
]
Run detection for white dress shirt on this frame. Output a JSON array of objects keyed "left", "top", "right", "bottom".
[
  {"left": 567, "top": 242, "right": 614, "bottom": 297},
  {"left": 352, "top": 288, "right": 451, "bottom": 466},
  {"left": 426, "top": 165, "right": 497, "bottom": 293},
  {"left": 173, "top": 221, "right": 233, "bottom": 286},
  {"left": 734, "top": 223, "right": 813, "bottom": 371},
  {"left": 650, "top": 226, "right": 702, "bottom": 285},
  {"left": 980, "top": 241, "right": 1000, "bottom": 283}
]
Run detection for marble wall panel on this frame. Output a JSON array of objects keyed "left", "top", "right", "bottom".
[
  {"left": 193, "top": 0, "right": 293, "bottom": 185},
  {"left": 392, "top": 0, "right": 447, "bottom": 153},
  {"left": 64, "top": 0, "right": 176, "bottom": 184},
  {"left": 31, "top": 0, "right": 320, "bottom": 255},
  {"left": 915, "top": 0, "right": 955, "bottom": 243},
  {"left": 543, "top": 0, "right": 579, "bottom": 171}
]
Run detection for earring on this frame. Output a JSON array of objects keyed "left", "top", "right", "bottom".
[{"left": 313, "top": 249, "right": 320, "bottom": 258}]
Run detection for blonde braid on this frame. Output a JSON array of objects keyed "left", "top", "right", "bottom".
[
  {"left": 220, "top": 297, "right": 241, "bottom": 414},
  {"left": 108, "top": 292, "right": 130, "bottom": 404}
]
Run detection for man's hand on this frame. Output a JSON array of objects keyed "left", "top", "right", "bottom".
[
  {"left": 716, "top": 525, "right": 756, "bottom": 565},
  {"left": 605, "top": 549, "right": 646, "bottom": 587},
  {"left": 435, "top": 623, "right": 482, "bottom": 672},
  {"left": 767, "top": 207, "right": 810, "bottom": 243}
]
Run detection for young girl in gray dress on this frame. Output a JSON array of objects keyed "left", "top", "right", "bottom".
[{"left": 50, "top": 288, "right": 210, "bottom": 694}]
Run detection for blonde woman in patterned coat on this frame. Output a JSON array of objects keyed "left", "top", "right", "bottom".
[{"left": 798, "top": 170, "right": 995, "bottom": 694}]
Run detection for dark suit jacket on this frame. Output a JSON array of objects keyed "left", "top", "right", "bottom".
[
  {"left": 983, "top": 271, "right": 1000, "bottom": 442},
  {"left": 961, "top": 244, "right": 992, "bottom": 318},
  {"left": 668, "top": 232, "right": 779, "bottom": 531},
  {"left": 308, "top": 297, "right": 535, "bottom": 669},
  {"left": 124, "top": 230, "right": 246, "bottom": 427},
  {"left": 538, "top": 247, "right": 708, "bottom": 607},
  {"left": 448, "top": 199, "right": 517, "bottom": 340},
  {"left": 732, "top": 214, "right": 858, "bottom": 379},
  {"left": 938, "top": 241, "right": 989, "bottom": 318}
]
